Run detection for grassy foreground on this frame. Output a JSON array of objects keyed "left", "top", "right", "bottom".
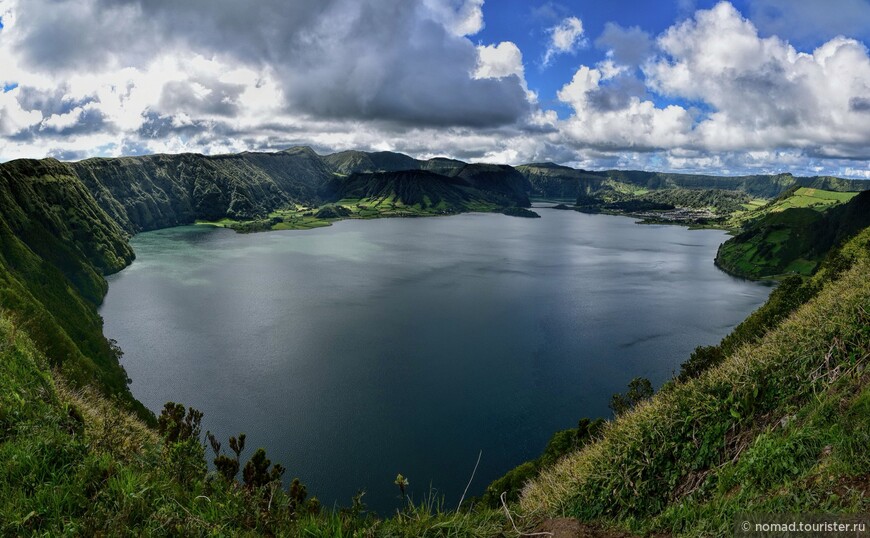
[{"left": 519, "top": 230, "right": 870, "bottom": 535}]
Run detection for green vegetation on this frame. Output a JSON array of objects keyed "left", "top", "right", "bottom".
[
  {"left": 314, "top": 204, "right": 353, "bottom": 219},
  {"left": 521, "top": 163, "right": 866, "bottom": 228},
  {"left": 323, "top": 149, "right": 423, "bottom": 175},
  {"left": 480, "top": 418, "right": 605, "bottom": 508},
  {"left": 322, "top": 168, "right": 529, "bottom": 215},
  {"left": 518, "top": 163, "right": 867, "bottom": 201},
  {"left": 0, "top": 319, "right": 513, "bottom": 535},
  {"left": 518, "top": 228, "right": 870, "bottom": 535},
  {"left": 71, "top": 147, "right": 333, "bottom": 233},
  {"left": 716, "top": 190, "right": 870, "bottom": 279},
  {"left": 0, "top": 159, "right": 146, "bottom": 419},
  {"left": 643, "top": 188, "right": 753, "bottom": 215},
  {"left": 726, "top": 186, "right": 858, "bottom": 229},
  {"left": 608, "top": 377, "right": 654, "bottom": 416},
  {"left": 5, "top": 147, "right": 860, "bottom": 240},
  {"left": 1, "top": 148, "right": 868, "bottom": 536},
  {"left": 196, "top": 205, "right": 333, "bottom": 232}
]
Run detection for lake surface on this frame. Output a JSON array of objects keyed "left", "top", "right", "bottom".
[{"left": 101, "top": 209, "right": 772, "bottom": 513}]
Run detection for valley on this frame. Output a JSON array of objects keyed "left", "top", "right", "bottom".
[{"left": 0, "top": 147, "right": 868, "bottom": 535}]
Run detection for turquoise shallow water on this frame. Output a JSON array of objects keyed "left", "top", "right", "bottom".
[{"left": 101, "top": 208, "right": 772, "bottom": 513}]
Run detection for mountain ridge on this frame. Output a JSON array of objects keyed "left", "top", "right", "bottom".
[{"left": 3, "top": 147, "right": 865, "bottom": 237}]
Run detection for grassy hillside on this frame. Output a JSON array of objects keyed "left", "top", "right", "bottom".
[
  {"left": 716, "top": 190, "right": 870, "bottom": 279},
  {"left": 454, "top": 164, "right": 531, "bottom": 207},
  {"left": 70, "top": 147, "right": 333, "bottom": 233},
  {"left": 0, "top": 159, "right": 145, "bottom": 418},
  {"left": 323, "top": 150, "right": 466, "bottom": 178},
  {"left": 420, "top": 156, "right": 467, "bottom": 176},
  {"left": 518, "top": 164, "right": 868, "bottom": 201},
  {"left": 323, "top": 150, "right": 421, "bottom": 175},
  {"left": 519, "top": 228, "right": 870, "bottom": 536},
  {"left": 321, "top": 168, "right": 529, "bottom": 214},
  {"left": 516, "top": 162, "right": 607, "bottom": 201},
  {"left": 3, "top": 148, "right": 863, "bottom": 238},
  {"left": 726, "top": 186, "right": 858, "bottom": 229}
]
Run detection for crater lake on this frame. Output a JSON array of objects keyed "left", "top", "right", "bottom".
[{"left": 100, "top": 208, "right": 772, "bottom": 513}]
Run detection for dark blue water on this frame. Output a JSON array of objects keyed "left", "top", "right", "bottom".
[{"left": 100, "top": 209, "right": 771, "bottom": 513}]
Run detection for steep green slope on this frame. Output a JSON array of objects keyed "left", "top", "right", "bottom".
[
  {"left": 516, "top": 162, "right": 607, "bottom": 200},
  {"left": 0, "top": 317, "right": 161, "bottom": 535},
  {"left": 323, "top": 150, "right": 466, "bottom": 177},
  {"left": 71, "top": 147, "right": 332, "bottom": 233},
  {"left": 321, "top": 168, "right": 527, "bottom": 212},
  {"left": 4, "top": 149, "right": 862, "bottom": 239},
  {"left": 324, "top": 150, "right": 422, "bottom": 175},
  {"left": 726, "top": 186, "right": 858, "bottom": 229},
  {"left": 520, "top": 230, "right": 870, "bottom": 536},
  {"left": 716, "top": 190, "right": 870, "bottom": 278},
  {"left": 323, "top": 150, "right": 380, "bottom": 174},
  {"left": 420, "top": 156, "right": 467, "bottom": 176},
  {"left": 455, "top": 163, "right": 532, "bottom": 207},
  {"left": 642, "top": 188, "right": 752, "bottom": 215},
  {"left": 0, "top": 159, "right": 144, "bottom": 416},
  {"left": 518, "top": 163, "right": 868, "bottom": 200}
]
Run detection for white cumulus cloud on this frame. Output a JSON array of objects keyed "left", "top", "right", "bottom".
[
  {"left": 543, "top": 16, "right": 586, "bottom": 66},
  {"left": 475, "top": 41, "right": 524, "bottom": 79},
  {"left": 645, "top": 1, "right": 870, "bottom": 157},
  {"left": 423, "top": 0, "right": 485, "bottom": 36},
  {"left": 0, "top": 0, "right": 869, "bottom": 178},
  {"left": 550, "top": 1, "right": 870, "bottom": 172}
]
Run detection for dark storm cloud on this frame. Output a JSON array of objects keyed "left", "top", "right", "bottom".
[
  {"left": 14, "top": 86, "right": 92, "bottom": 117},
  {"left": 137, "top": 113, "right": 249, "bottom": 142},
  {"left": 804, "top": 144, "right": 870, "bottom": 160},
  {"left": 595, "top": 23, "right": 654, "bottom": 67},
  {"left": 10, "top": 107, "right": 111, "bottom": 141},
  {"left": 850, "top": 96, "right": 870, "bottom": 112},
  {"left": 11, "top": 0, "right": 529, "bottom": 128},
  {"left": 276, "top": 11, "right": 529, "bottom": 127},
  {"left": 45, "top": 107, "right": 111, "bottom": 136},
  {"left": 137, "top": 113, "right": 206, "bottom": 140},
  {"left": 158, "top": 79, "right": 246, "bottom": 118},
  {"left": 12, "top": 1, "right": 157, "bottom": 70},
  {"left": 12, "top": 0, "right": 326, "bottom": 70}
]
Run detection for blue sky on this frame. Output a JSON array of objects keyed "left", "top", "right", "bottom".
[
  {"left": 477, "top": 0, "right": 698, "bottom": 111},
  {"left": 0, "top": 0, "right": 869, "bottom": 177},
  {"left": 476, "top": 0, "right": 870, "bottom": 118}
]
